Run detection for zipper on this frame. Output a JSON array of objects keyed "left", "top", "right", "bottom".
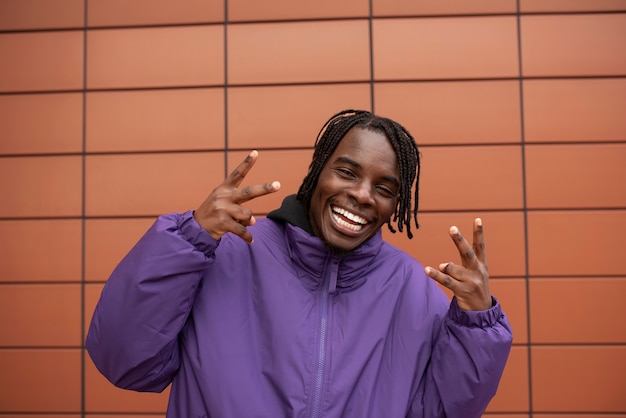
[{"left": 310, "top": 257, "right": 339, "bottom": 418}]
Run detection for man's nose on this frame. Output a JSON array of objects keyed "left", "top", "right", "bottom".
[{"left": 348, "top": 181, "right": 375, "bottom": 206}]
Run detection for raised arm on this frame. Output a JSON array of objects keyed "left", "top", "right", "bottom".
[
  {"left": 415, "top": 219, "right": 513, "bottom": 417},
  {"left": 86, "top": 151, "right": 280, "bottom": 392}
]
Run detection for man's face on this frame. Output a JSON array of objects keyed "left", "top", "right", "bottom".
[{"left": 308, "top": 127, "right": 400, "bottom": 252}]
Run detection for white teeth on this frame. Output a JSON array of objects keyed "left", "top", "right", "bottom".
[
  {"left": 331, "top": 206, "right": 368, "bottom": 230},
  {"left": 333, "top": 213, "right": 363, "bottom": 231},
  {"left": 333, "top": 207, "right": 367, "bottom": 224}
]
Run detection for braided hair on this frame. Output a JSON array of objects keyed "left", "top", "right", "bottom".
[{"left": 297, "top": 109, "right": 421, "bottom": 239}]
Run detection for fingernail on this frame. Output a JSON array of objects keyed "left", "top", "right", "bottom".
[
  {"left": 249, "top": 150, "right": 258, "bottom": 158},
  {"left": 476, "top": 218, "right": 482, "bottom": 227},
  {"left": 425, "top": 267, "right": 432, "bottom": 275},
  {"left": 450, "top": 226, "right": 459, "bottom": 235},
  {"left": 272, "top": 181, "right": 281, "bottom": 190}
]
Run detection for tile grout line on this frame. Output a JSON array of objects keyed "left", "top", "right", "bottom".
[
  {"left": 223, "top": 0, "right": 229, "bottom": 178},
  {"left": 515, "top": 1, "right": 534, "bottom": 415},
  {"left": 368, "top": 0, "right": 375, "bottom": 113},
  {"left": 80, "top": 0, "right": 89, "bottom": 416}
]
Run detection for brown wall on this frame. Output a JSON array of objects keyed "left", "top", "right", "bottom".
[{"left": 1, "top": 0, "right": 625, "bottom": 416}]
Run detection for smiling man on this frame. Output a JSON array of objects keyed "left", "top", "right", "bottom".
[
  {"left": 307, "top": 127, "right": 400, "bottom": 254},
  {"left": 87, "top": 109, "right": 512, "bottom": 417}
]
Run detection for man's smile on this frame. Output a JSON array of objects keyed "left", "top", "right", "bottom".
[{"left": 331, "top": 205, "right": 370, "bottom": 233}]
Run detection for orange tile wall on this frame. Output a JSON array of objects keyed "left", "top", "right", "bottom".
[{"left": 1, "top": 0, "right": 625, "bottom": 416}]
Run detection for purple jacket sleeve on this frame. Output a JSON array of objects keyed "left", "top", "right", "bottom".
[
  {"left": 411, "top": 297, "right": 513, "bottom": 418},
  {"left": 85, "top": 211, "right": 216, "bottom": 392}
]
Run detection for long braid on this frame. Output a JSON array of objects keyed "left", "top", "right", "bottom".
[{"left": 297, "top": 109, "right": 421, "bottom": 239}]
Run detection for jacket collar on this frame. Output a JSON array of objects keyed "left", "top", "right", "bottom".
[
  {"left": 268, "top": 195, "right": 384, "bottom": 294},
  {"left": 267, "top": 194, "right": 314, "bottom": 234}
]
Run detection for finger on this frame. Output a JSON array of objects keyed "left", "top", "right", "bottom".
[
  {"left": 224, "top": 150, "right": 259, "bottom": 188},
  {"left": 473, "top": 217, "right": 487, "bottom": 264},
  {"left": 234, "top": 181, "right": 281, "bottom": 204},
  {"left": 425, "top": 266, "right": 458, "bottom": 291},
  {"left": 449, "top": 225, "right": 478, "bottom": 268},
  {"left": 438, "top": 262, "right": 468, "bottom": 281},
  {"left": 229, "top": 205, "right": 255, "bottom": 226},
  {"left": 231, "top": 221, "right": 255, "bottom": 244}
]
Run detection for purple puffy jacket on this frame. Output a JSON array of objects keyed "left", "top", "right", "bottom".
[{"left": 87, "top": 199, "right": 512, "bottom": 418}]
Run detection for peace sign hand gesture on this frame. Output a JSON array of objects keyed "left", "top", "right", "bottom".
[
  {"left": 425, "top": 218, "right": 493, "bottom": 311},
  {"left": 194, "top": 150, "right": 281, "bottom": 244}
]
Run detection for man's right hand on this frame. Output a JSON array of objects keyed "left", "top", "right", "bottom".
[{"left": 194, "top": 150, "right": 281, "bottom": 243}]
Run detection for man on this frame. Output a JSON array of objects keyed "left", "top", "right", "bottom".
[{"left": 87, "top": 109, "right": 512, "bottom": 417}]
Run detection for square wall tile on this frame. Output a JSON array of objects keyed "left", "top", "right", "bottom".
[
  {"left": 228, "top": 84, "right": 371, "bottom": 149},
  {"left": 520, "top": 0, "right": 626, "bottom": 13},
  {"left": 0, "top": 93, "right": 82, "bottom": 155},
  {"left": 527, "top": 210, "right": 626, "bottom": 276},
  {"left": 86, "top": 88, "right": 224, "bottom": 152},
  {"left": 85, "top": 218, "right": 155, "bottom": 281},
  {"left": 373, "top": 0, "right": 516, "bottom": 16},
  {"left": 419, "top": 145, "right": 523, "bottom": 211},
  {"left": 383, "top": 211, "right": 527, "bottom": 278},
  {"left": 228, "top": 20, "right": 370, "bottom": 85},
  {"left": 0, "top": 415, "right": 81, "bottom": 418},
  {"left": 0, "top": 31, "right": 83, "bottom": 92},
  {"left": 86, "top": 416, "right": 164, "bottom": 418},
  {"left": 0, "top": 156, "right": 82, "bottom": 218},
  {"left": 526, "top": 144, "right": 626, "bottom": 209},
  {"left": 373, "top": 16, "right": 519, "bottom": 80},
  {"left": 85, "top": 152, "right": 225, "bottom": 217},
  {"left": 375, "top": 80, "right": 521, "bottom": 145},
  {"left": 226, "top": 149, "right": 312, "bottom": 214},
  {"left": 88, "top": 0, "right": 224, "bottom": 27},
  {"left": 485, "top": 415, "right": 529, "bottom": 418},
  {"left": 534, "top": 416, "right": 626, "bottom": 418},
  {"left": 0, "top": 0, "right": 84, "bottom": 30},
  {"left": 531, "top": 346, "right": 626, "bottom": 412},
  {"left": 87, "top": 26, "right": 224, "bottom": 89},
  {"left": 85, "top": 356, "right": 170, "bottom": 412},
  {"left": 0, "top": 220, "right": 82, "bottom": 283},
  {"left": 530, "top": 278, "right": 626, "bottom": 344},
  {"left": 0, "top": 349, "right": 81, "bottom": 412},
  {"left": 521, "top": 14, "right": 626, "bottom": 77},
  {"left": 229, "top": 0, "right": 368, "bottom": 21},
  {"left": 0, "top": 284, "right": 81, "bottom": 347},
  {"left": 524, "top": 79, "right": 626, "bottom": 143},
  {"left": 484, "top": 346, "right": 529, "bottom": 413}
]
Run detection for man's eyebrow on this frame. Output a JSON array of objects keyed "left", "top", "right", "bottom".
[
  {"left": 334, "top": 156, "right": 361, "bottom": 168},
  {"left": 333, "top": 156, "right": 400, "bottom": 187}
]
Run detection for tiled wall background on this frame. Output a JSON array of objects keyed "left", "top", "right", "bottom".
[{"left": 1, "top": 0, "right": 625, "bottom": 416}]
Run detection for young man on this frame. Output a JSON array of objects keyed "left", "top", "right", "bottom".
[{"left": 87, "top": 109, "right": 512, "bottom": 417}]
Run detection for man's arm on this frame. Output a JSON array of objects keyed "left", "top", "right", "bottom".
[
  {"left": 86, "top": 211, "right": 217, "bottom": 392},
  {"left": 414, "top": 218, "right": 513, "bottom": 416}
]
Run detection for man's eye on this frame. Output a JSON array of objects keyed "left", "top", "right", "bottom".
[
  {"left": 376, "top": 185, "right": 394, "bottom": 197},
  {"left": 337, "top": 168, "right": 355, "bottom": 177}
]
